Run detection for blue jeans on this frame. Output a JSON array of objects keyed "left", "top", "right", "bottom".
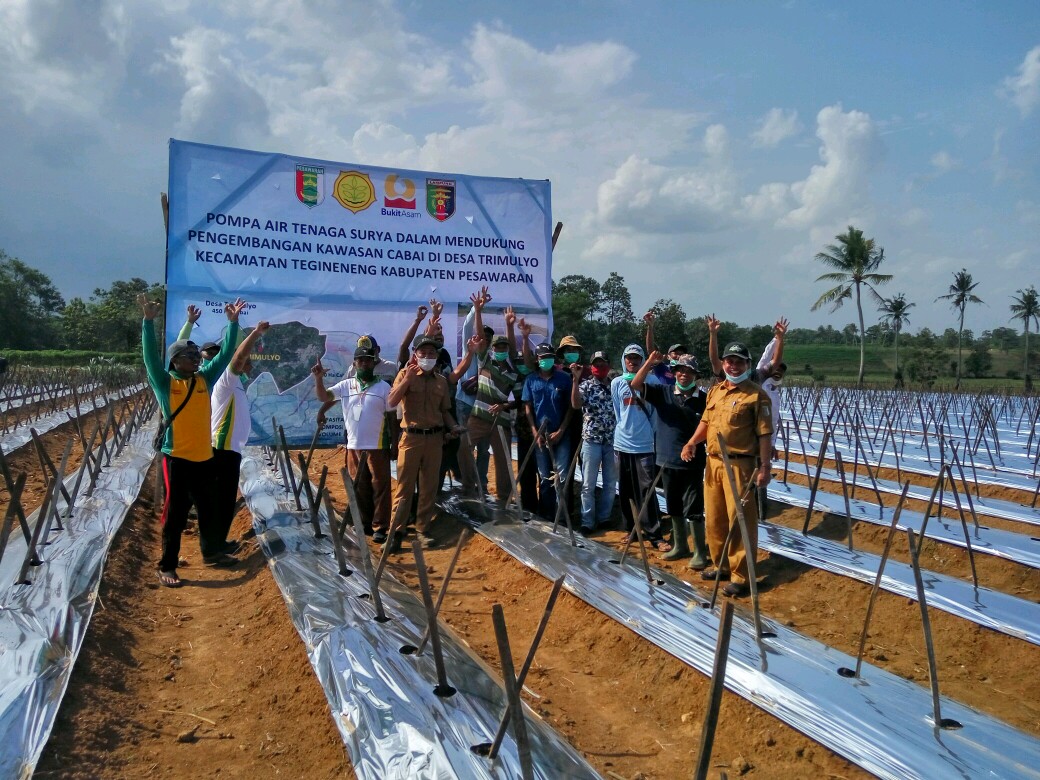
[
  {"left": 580, "top": 440, "right": 617, "bottom": 529},
  {"left": 533, "top": 436, "right": 573, "bottom": 521}
]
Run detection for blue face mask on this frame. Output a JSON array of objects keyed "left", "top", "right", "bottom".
[
  {"left": 493, "top": 350, "right": 509, "bottom": 362},
  {"left": 621, "top": 372, "right": 636, "bottom": 382},
  {"left": 538, "top": 358, "right": 555, "bottom": 371},
  {"left": 563, "top": 351, "right": 580, "bottom": 364},
  {"left": 727, "top": 369, "right": 752, "bottom": 384},
  {"left": 676, "top": 378, "right": 697, "bottom": 392}
]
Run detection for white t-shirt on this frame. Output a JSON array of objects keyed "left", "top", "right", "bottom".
[
  {"left": 211, "top": 369, "right": 251, "bottom": 453},
  {"left": 329, "top": 377, "right": 395, "bottom": 450}
]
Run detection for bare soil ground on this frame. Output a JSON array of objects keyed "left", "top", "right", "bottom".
[{"left": 25, "top": 433, "right": 1040, "bottom": 779}]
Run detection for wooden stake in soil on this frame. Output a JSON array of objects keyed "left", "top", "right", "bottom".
[
  {"left": 801, "top": 428, "right": 831, "bottom": 534},
  {"left": 905, "top": 527, "right": 961, "bottom": 732},
  {"left": 694, "top": 599, "right": 735, "bottom": 780},
  {"left": 834, "top": 450, "right": 854, "bottom": 551},
  {"left": 415, "top": 528, "right": 472, "bottom": 656},
  {"left": 411, "top": 539, "right": 455, "bottom": 697},
  {"left": 490, "top": 604, "right": 533, "bottom": 780},
  {"left": 320, "top": 490, "right": 351, "bottom": 578},
  {"left": 485, "top": 575, "right": 564, "bottom": 760},
  {"left": 839, "top": 481, "right": 911, "bottom": 680},
  {"left": 342, "top": 472, "right": 387, "bottom": 623}
]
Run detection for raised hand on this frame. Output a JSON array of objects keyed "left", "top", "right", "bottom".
[
  {"left": 138, "top": 293, "right": 161, "bottom": 320},
  {"left": 480, "top": 285, "right": 492, "bottom": 305},
  {"left": 647, "top": 349, "right": 665, "bottom": 366},
  {"left": 774, "top": 317, "right": 789, "bottom": 337},
  {"left": 706, "top": 314, "right": 720, "bottom": 334},
  {"left": 225, "top": 297, "right": 248, "bottom": 322},
  {"left": 643, "top": 310, "right": 655, "bottom": 324},
  {"left": 569, "top": 362, "right": 584, "bottom": 379},
  {"left": 517, "top": 318, "right": 532, "bottom": 338},
  {"left": 429, "top": 299, "right": 443, "bottom": 317},
  {"left": 504, "top": 306, "right": 517, "bottom": 328},
  {"left": 415, "top": 304, "right": 429, "bottom": 322},
  {"left": 310, "top": 360, "right": 326, "bottom": 378},
  {"left": 187, "top": 304, "right": 202, "bottom": 324},
  {"left": 466, "top": 334, "right": 482, "bottom": 353},
  {"left": 470, "top": 289, "right": 485, "bottom": 310},
  {"left": 254, "top": 320, "right": 271, "bottom": 335}
]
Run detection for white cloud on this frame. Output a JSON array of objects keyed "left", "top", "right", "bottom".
[
  {"left": 1000, "top": 45, "right": 1040, "bottom": 116},
  {"left": 703, "top": 124, "right": 730, "bottom": 157},
  {"left": 779, "top": 104, "right": 880, "bottom": 229},
  {"left": 593, "top": 154, "right": 737, "bottom": 234},
  {"left": 930, "top": 150, "right": 957, "bottom": 173},
  {"left": 751, "top": 108, "right": 801, "bottom": 148}
]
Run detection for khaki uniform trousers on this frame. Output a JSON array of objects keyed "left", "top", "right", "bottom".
[
  {"left": 346, "top": 449, "right": 392, "bottom": 532},
  {"left": 466, "top": 415, "right": 513, "bottom": 501},
  {"left": 704, "top": 455, "right": 760, "bottom": 584},
  {"left": 391, "top": 431, "right": 444, "bottom": 534}
]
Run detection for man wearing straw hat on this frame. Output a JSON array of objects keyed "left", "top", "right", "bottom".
[{"left": 681, "top": 341, "right": 772, "bottom": 597}]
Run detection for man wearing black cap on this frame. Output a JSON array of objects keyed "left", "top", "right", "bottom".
[
  {"left": 643, "top": 309, "right": 688, "bottom": 386},
  {"left": 387, "top": 333, "right": 462, "bottom": 548},
  {"left": 139, "top": 294, "right": 246, "bottom": 587},
  {"left": 348, "top": 333, "right": 399, "bottom": 381},
  {"left": 312, "top": 344, "right": 397, "bottom": 542},
  {"left": 522, "top": 342, "right": 573, "bottom": 519},
  {"left": 681, "top": 341, "right": 772, "bottom": 597},
  {"left": 632, "top": 351, "right": 710, "bottom": 567}
]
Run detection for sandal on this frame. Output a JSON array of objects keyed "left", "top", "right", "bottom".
[
  {"left": 158, "top": 570, "right": 182, "bottom": 588},
  {"left": 650, "top": 538, "right": 672, "bottom": 553}
]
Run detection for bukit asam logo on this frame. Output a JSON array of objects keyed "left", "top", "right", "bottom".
[
  {"left": 295, "top": 164, "right": 324, "bottom": 208},
  {"left": 384, "top": 175, "right": 416, "bottom": 209},
  {"left": 332, "top": 170, "right": 377, "bottom": 213}
]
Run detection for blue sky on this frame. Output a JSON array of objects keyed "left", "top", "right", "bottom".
[{"left": 0, "top": 0, "right": 1037, "bottom": 335}]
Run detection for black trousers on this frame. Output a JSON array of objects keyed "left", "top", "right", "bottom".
[
  {"left": 617, "top": 451, "right": 662, "bottom": 536},
  {"left": 212, "top": 448, "right": 243, "bottom": 543},
  {"left": 662, "top": 456, "right": 706, "bottom": 521},
  {"left": 515, "top": 433, "right": 538, "bottom": 513},
  {"left": 160, "top": 454, "right": 222, "bottom": 571}
]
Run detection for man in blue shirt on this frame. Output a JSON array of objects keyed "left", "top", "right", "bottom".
[
  {"left": 522, "top": 343, "right": 573, "bottom": 519},
  {"left": 611, "top": 344, "right": 668, "bottom": 549}
]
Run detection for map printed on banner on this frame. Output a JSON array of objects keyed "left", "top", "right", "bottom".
[{"left": 165, "top": 140, "right": 554, "bottom": 446}]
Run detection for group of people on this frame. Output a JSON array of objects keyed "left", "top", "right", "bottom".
[{"left": 141, "top": 285, "right": 787, "bottom": 598}]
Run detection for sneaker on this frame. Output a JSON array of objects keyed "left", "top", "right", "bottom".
[
  {"left": 372, "top": 531, "right": 388, "bottom": 544},
  {"left": 202, "top": 553, "right": 238, "bottom": 568}
]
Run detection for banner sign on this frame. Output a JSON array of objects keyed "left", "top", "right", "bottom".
[{"left": 165, "top": 140, "right": 553, "bottom": 446}]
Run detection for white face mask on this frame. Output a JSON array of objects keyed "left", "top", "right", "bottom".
[
  {"left": 726, "top": 368, "right": 752, "bottom": 384},
  {"left": 417, "top": 357, "right": 437, "bottom": 372}
]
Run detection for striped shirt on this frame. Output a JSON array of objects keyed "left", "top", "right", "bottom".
[{"left": 471, "top": 352, "right": 518, "bottom": 427}]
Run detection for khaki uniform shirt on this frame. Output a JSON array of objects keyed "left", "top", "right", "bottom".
[
  {"left": 393, "top": 370, "right": 451, "bottom": 429},
  {"left": 701, "top": 380, "right": 773, "bottom": 458}
]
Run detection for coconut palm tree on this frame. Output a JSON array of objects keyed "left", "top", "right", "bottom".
[
  {"left": 811, "top": 226, "right": 893, "bottom": 384},
  {"left": 1009, "top": 285, "right": 1040, "bottom": 385},
  {"left": 937, "top": 269, "right": 983, "bottom": 389},
  {"left": 877, "top": 293, "right": 915, "bottom": 376}
]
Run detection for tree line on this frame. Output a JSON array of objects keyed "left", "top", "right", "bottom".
[{"left": 1, "top": 239, "right": 1036, "bottom": 386}]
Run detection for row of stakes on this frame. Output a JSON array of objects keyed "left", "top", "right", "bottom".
[
  {"left": 0, "top": 368, "right": 142, "bottom": 437},
  {"left": 264, "top": 416, "right": 752, "bottom": 779},
  {"left": 0, "top": 389, "right": 157, "bottom": 586}
]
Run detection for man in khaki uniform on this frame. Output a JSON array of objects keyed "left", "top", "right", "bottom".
[
  {"left": 682, "top": 341, "right": 772, "bottom": 597},
  {"left": 387, "top": 334, "right": 461, "bottom": 549}
]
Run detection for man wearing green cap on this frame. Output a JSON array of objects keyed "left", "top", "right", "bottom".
[{"left": 139, "top": 294, "right": 246, "bottom": 587}]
